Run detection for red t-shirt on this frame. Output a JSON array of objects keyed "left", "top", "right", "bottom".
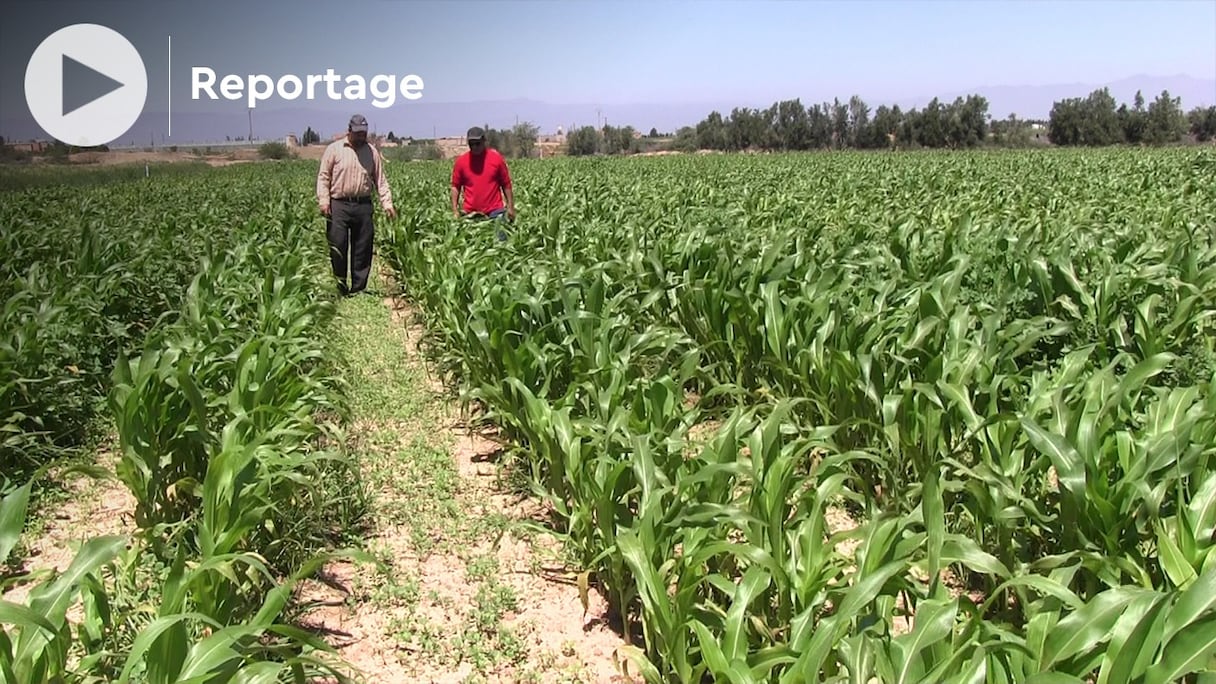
[{"left": 451, "top": 149, "right": 512, "bottom": 214}]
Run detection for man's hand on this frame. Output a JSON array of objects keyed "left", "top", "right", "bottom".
[
  {"left": 385, "top": 205, "right": 398, "bottom": 220},
  {"left": 507, "top": 206, "right": 516, "bottom": 221},
  {"left": 319, "top": 202, "right": 330, "bottom": 217}
]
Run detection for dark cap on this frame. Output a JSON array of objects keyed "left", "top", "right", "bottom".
[
  {"left": 349, "top": 114, "right": 369, "bottom": 132},
  {"left": 466, "top": 126, "right": 485, "bottom": 141}
]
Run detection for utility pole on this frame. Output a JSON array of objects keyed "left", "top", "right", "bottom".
[{"left": 248, "top": 108, "right": 253, "bottom": 141}]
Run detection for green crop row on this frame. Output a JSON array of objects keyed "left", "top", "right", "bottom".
[
  {"left": 381, "top": 147, "right": 1216, "bottom": 682},
  {"left": 1, "top": 175, "right": 308, "bottom": 481},
  {"left": 2, "top": 171, "right": 367, "bottom": 683}
]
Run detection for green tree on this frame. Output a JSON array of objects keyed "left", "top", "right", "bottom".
[
  {"left": 669, "top": 126, "right": 697, "bottom": 152},
  {"left": 870, "top": 105, "right": 901, "bottom": 150},
  {"left": 566, "top": 126, "right": 600, "bottom": 155},
  {"left": 600, "top": 124, "right": 639, "bottom": 154},
  {"left": 992, "top": 113, "right": 1032, "bottom": 147},
  {"left": 1119, "top": 90, "right": 1148, "bottom": 144},
  {"left": 828, "top": 98, "right": 849, "bottom": 149},
  {"left": 1082, "top": 88, "right": 1122, "bottom": 145},
  {"left": 847, "top": 95, "right": 870, "bottom": 148},
  {"left": 1049, "top": 89, "right": 1122, "bottom": 146},
  {"left": 1145, "top": 90, "right": 1186, "bottom": 144},
  {"left": 806, "top": 104, "right": 832, "bottom": 149},
  {"left": 956, "top": 95, "right": 989, "bottom": 147},
  {"left": 898, "top": 108, "right": 920, "bottom": 147},
  {"left": 760, "top": 104, "right": 779, "bottom": 149},
  {"left": 695, "top": 111, "right": 729, "bottom": 150},
  {"left": 512, "top": 121, "right": 540, "bottom": 157},
  {"left": 258, "top": 141, "right": 293, "bottom": 159},
  {"left": 726, "top": 108, "right": 753, "bottom": 150},
  {"left": 918, "top": 98, "right": 946, "bottom": 148},
  {"left": 1187, "top": 105, "right": 1216, "bottom": 142},
  {"left": 1048, "top": 97, "right": 1085, "bottom": 145},
  {"left": 481, "top": 124, "right": 505, "bottom": 152},
  {"left": 774, "top": 99, "right": 811, "bottom": 150}
]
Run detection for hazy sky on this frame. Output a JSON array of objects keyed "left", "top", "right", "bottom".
[{"left": 1, "top": 0, "right": 1213, "bottom": 140}]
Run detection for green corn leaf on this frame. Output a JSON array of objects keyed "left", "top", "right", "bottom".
[{"left": 1144, "top": 613, "right": 1216, "bottom": 684}]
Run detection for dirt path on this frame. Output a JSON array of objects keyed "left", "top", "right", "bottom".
[
  {"left": 1, "top": 265, "right": 638, "bottom": 683},
  {"left": 296, "top": 267, "right": 636, "bottom": 683},
  {"left": 1, "top": 447, "right": 135, "bottom": 606}
]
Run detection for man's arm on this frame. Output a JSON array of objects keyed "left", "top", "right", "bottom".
[
  {"left": 372, "top": 147, "right": 396, "bottom": 219},
  {"left": 450, "top": 161, "right": 463, "bottom": 217},
  {"left": 316, "top": 145, "right": 333, "bottom": 215},
  {"left": 499, "top": 158, "right": 515, "bottom": 219}
]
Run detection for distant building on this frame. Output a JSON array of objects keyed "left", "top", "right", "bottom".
[
  {"left": 4, "top": 140, "right": 50, "bottom": 153},
  {"left": 285, "top": 134, "right": 299, "bottom": 147}
]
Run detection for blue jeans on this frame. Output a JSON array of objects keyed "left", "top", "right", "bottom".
[{"left": 464, "top": 209, "right": 510, "bottom": 242}]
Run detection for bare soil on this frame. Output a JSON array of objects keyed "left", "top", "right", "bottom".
[
  {"left": 1, "top": 452, "right": 135, "bottom": 606},
  {"left": 62, "top": 148, "right": 265, "bottom": 167},
  {"left": 40, "top": 138, "right": 569, "bottom": 168}
]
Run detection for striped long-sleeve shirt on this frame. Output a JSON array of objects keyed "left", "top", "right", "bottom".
[{"left": 316, "top": 138, "right": 393, "bottom": 211}]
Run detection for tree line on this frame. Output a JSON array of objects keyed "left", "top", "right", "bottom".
[
  {"left": 559, "top": 88, "right": 1216, "bottom": 156},
  {"left": 289, "top": 85, "right": 1215, "bottom": 160},
  {"left": 469, "top": 122, "right": 542, "bottom": 158},
  {"left": 1048, "top": 88, "right": 1215, "bottom": 146}
]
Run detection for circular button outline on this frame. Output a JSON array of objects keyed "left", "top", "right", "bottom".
[{"left": 24, "top": 23, "right": 148, "bottom": 147}]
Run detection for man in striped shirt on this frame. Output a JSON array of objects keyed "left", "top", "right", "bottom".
[{"left": 316, "top": 114, "right": 397, "bottom": 296}]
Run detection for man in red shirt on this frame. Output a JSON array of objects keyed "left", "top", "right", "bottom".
[{"left": 451, "top": 127, "right": 515, "bottom": 239}]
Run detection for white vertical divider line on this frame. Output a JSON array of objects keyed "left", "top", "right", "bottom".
[{"left": 168, "top": 35, "right": 171, "bottom": 137}]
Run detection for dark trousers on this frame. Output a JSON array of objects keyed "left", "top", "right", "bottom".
[{"left": 326, "top": 199, "right": 375, "bottom": 293}]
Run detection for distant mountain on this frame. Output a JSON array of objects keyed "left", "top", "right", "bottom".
[
  {"left": 2, "top": 75, "right": 1212, "bottom": 145},
  {"left": 1, "top": 99, "right": 743, "bottom": 146},
  {"left": 898, "top": 74, "right": 1216, "bottom": 120}
]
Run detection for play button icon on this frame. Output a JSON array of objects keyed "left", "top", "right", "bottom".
[
  {"left": 25, "top": 23, "right": 147, "bottom": 147},
  {"left": 62, "top": 55, "right": 126, "bottom": 117}
]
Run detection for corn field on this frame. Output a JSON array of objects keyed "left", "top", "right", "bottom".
[
  {"left": 381, "top": 148, "right": 1216, "bottom": 683},
  {"left": 2, "top": 146, "right": 1216, "bottom": 682}
]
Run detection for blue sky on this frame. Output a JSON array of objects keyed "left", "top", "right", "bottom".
[{"left": 1, "top": 0, "right": 1214, "bottom": 141}]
